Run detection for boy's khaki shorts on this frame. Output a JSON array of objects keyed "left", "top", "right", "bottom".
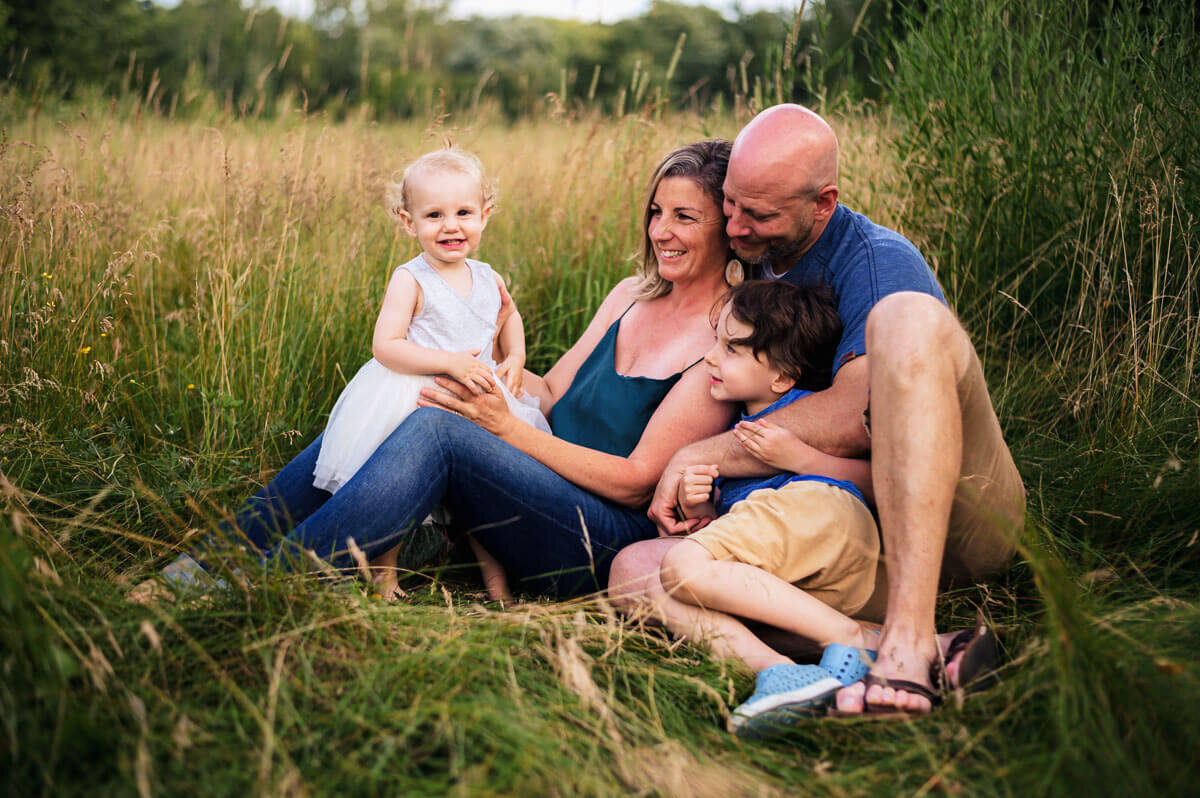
[{"left": 687, "top": 480, "right": 880, "bottom": 617}]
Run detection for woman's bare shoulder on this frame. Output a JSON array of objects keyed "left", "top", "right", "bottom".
[{"left": 592, "top": 276, "right": 641, "bottom": 323}]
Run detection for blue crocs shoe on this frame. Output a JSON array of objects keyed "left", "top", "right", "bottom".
[{"left": 728, "top": 643, "right": 874, "bottom": 738}]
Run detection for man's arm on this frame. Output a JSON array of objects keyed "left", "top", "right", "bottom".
[{"left": 648, "top": 356, "right": 871, "bottom": 534}]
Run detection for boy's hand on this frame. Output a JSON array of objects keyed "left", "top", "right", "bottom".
[
  {"left": 495, "top": 353, "right": 525, "bottom": 397},
  {"left": 446, "top": 350, "right": 495, "bottom": 395},
  {"left": 733, "top": 419, "right": 813, "bottom": 472},
  {"left": 676, "top": 464, "right": 719, "bottom": 520}
]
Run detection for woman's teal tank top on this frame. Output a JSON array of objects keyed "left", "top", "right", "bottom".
[{"left": 549, "top": 304, "right": 699, "bottom": 458}]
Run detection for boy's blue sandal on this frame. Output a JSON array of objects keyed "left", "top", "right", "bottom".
[{"left": 728, "top": 643, "right": 874, "bottom": 738}]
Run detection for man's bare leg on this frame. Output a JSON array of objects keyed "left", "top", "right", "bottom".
[{"left": 837, "top": 292, "right": 1015, "bottom": 714}]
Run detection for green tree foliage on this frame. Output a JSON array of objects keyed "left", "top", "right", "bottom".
[{"left": 1, "top": 0, "right": 896, "bottom": 117}]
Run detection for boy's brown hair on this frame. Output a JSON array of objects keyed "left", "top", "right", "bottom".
[{"left": 714, "top": 280, "right": 842, "bottom": 391}]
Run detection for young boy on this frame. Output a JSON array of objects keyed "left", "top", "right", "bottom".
[{"left": 658, "top": 280, "right": 880, "bottom": 736}]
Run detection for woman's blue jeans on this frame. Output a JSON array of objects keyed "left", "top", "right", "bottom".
[{"left": 215, "top": 408, "right": 656, "bottom": 598}]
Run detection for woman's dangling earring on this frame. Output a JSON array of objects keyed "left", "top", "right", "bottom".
[{"left": 725, "top": 259, "right": 744, "bottom": 286}]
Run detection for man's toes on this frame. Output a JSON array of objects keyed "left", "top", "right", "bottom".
[
  {"left": 894, "top": 688, "right": 933, "bottom": 714},
  {"left": 836, "top": 681, "right": 866, "bottom": 713}
]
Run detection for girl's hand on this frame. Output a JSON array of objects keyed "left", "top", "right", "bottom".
[
  {"left": 418, "top": 375, "right": 516, "bottom": 438},
  {"left": 495, "top": 353, "right": 525, "bottom": 397},
  {"left": 445, "top": 350, "right": 495, "bottom": 395},
  {"left": 733, "top": 419, "right": 813, "bottom": 472}
]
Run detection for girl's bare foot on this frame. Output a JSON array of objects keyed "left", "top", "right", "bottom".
[{"left": 369, "top": 545, "right": 403, "bottom": 600}]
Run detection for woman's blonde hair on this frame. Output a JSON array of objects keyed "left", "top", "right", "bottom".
[
  {"left": 385, "top": 147, "right": 498, "bottom": 221},
  {"left": 634, "top": 140, "right": 733, "bottom": 301}
]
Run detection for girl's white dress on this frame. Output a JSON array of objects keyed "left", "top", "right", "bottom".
[{"left": 312, "top": 255, "right": 550, "bottom": 493}]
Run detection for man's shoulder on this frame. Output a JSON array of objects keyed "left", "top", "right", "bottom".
[{"left": 828, "top": 205, "right": 926, "bottom": 268}]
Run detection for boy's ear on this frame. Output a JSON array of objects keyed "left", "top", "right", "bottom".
[
  {"left": 769, "top": 370, "right": 797, "bottom": 396},
  {"left": 480, "top": 202, "right": 494, "bottom": 228},
  {"left": 398, "top": 210, "right": 417, "bottom": 237}
]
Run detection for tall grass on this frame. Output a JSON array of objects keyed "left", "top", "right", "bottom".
[{"left": 2, "top": 0, "right": 1199, "bottom": 792}]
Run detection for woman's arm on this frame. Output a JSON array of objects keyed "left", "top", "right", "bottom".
[
  {"left": 372, "top": 269, "right": 494, "bottom": 394},
  {"left": 492, "top": 273, "right": 527, "bottom": 395},
  {"left": 419, "top": 278, "right": 736, "bottom": 507},
  {"left": 426, "top": 360, "right": 734, "bottom": 508}
]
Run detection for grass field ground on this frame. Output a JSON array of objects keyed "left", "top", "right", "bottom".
[{"left": 3, "top": 1, "right": 1198, "bottom": 793}]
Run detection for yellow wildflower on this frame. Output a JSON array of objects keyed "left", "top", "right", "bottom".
[{"left": 79, "top": 346, "right": 91, "bottom": 355}]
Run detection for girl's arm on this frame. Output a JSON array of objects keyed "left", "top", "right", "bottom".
[{"left": 372, "top": 269, "right": 494, "bottom": 394}]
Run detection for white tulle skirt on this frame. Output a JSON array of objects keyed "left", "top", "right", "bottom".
[{"left": 312, "top": 358, "right": 551, "bottom": 493}]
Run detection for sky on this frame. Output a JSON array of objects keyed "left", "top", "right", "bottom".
[{"left": 270, "top": 0, "right": 799, "bottom": 24}]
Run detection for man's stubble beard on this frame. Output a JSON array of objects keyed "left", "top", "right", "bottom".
[{"left": 737, "top": 221, "right": 813, "bottom": 275}]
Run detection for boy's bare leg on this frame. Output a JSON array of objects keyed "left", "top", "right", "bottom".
[
  {"left": 369, "top": 544, "right": 402, "bottom": 600},
  {"left": 660, "top": 540, "right": 872, "bottom": 670},
  {"left": 836, "top": 293, "right": 1023, "bottom": 714},
  {"left": 609, "top": 538, "right": 797, "bottom": 670},
  {"left": 468, "top": 534, "right": 512, "bottom": 602}
]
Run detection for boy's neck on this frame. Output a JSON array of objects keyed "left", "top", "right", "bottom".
[{"left": 743, "top": 392, "right": 785, "bottom": 416}]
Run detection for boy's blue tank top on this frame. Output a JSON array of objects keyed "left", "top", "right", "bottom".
[{"left": 549, "top": 303, "right": 699, "bottom": 458}]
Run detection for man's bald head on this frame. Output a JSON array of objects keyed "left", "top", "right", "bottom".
[
  {"left": 723, "top": 105, "right": 841, "bottom": 270},
  {"left": 730, "top": 104, "right": 839, "bottom": 199}
]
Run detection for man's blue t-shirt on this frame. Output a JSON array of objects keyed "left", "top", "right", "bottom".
[
  {"left": 715, "top": 389, "right": 866, "bottom": 515},
  {"left": 762, "top": 204, "right": 946, "bottom": 375}
]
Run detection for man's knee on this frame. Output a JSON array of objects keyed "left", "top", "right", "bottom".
[{"left": 866, "top": 292, "right": 970, "bottom": 365}]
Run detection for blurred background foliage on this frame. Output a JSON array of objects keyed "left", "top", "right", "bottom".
[{"left": 1, "top": 0, "right": 898, "bottom": 118}]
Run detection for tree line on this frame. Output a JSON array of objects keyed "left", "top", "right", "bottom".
[{"left": 1, "top": 0, "right": 897, "bottom": 118}]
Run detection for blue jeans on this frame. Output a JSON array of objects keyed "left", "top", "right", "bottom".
[{"left": 215, "top": 408, "right": 656, "bottom": 598}]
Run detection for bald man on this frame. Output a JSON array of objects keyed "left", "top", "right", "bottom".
[{"left": 609, "top": 104, "right": 1024, "bottom": 724}]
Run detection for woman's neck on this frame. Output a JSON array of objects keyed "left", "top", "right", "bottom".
[{"left": 662, "top": 266, "right": 730, "bottom": 309}]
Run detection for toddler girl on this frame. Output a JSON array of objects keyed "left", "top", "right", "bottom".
[{"left": 313, "top": 147, "right": 548, "bottom": 599}]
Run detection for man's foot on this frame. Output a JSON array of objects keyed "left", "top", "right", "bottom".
[{"left": 833, "top": 622, "right": 998, "bottom": 716}]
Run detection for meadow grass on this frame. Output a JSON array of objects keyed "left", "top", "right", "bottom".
[{"left": 3, "top": 3, "right": 1199, "bottom": 791}]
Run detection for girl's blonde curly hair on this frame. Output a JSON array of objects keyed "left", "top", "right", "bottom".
[{"left": 385, "top": 147, "right": 498, "bottom": 221}]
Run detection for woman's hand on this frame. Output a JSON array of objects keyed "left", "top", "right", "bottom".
[
  {"left": 418, "top": 375, "right": 517, "bottom": 438},
  {"left": 733, "top": 418, "right": 814, "bottom": 472}
]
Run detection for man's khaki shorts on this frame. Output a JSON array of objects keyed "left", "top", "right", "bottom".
[{"left": 687, "top": 480, "right": 880, "bottom": 617}]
